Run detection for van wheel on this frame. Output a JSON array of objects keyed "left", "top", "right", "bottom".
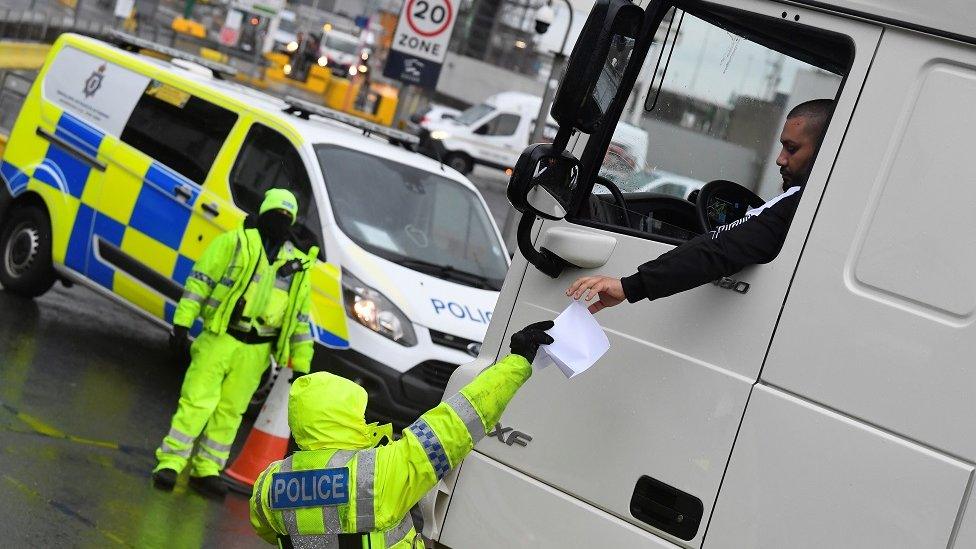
[
  {"left": 444, "top": 153, "right": 473, "bottom": 175},
  {"left": 0, "top": 206, "right": 56, "bottom": 298}
]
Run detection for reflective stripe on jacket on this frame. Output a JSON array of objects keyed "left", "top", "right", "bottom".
[
  {"left": 173, "top": 226, "right": 316, "bottom": 373},
  {"left": 249, "top": 354, "right": 534, "bottom": 547}
]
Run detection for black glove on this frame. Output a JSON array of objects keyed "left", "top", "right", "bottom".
[
  {"left": 509, "top": 320, "right": 554, "bottom": 360},
  {"left": 169, "top": 325, "right": 191, "bottom": 358}
]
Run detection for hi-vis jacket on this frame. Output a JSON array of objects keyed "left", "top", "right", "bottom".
[
  {"left": 175, "top": 225, "right": 316, "bottom": 373},
  {"left": 249, "top": 354, "right": 534, "bottom": 548}
]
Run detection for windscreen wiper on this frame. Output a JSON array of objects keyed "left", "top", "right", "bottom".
[{"left": 394, "top": 258, "right": 499, "bottom": 290}]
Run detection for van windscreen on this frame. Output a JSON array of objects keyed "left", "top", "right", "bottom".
[
  {"left": 454, "top": 103, "right": 495, "bottom": 126},
  {"left": 316, "top": 145, "right": 507, "bottom": 291}
]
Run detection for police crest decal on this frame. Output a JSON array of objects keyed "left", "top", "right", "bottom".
[{"left": 83, "top": 64, "right": 106, "bottom": 98}]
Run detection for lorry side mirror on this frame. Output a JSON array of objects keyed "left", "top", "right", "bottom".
[
  {"left": 550, "top": 0, "right": 644, "bottom": 134},
  {"left": 474, "top": 124, "right": 489, "bottom": 135},
  {"left": 507, "top": 143, "right": 579, "bottom": 221},
  {"left": 508, "top": 143, "right": 581, "bottom": 278}
]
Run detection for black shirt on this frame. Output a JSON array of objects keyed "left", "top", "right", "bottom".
[{"left": 620, "top": 186, "right": 802, "bottom": 302}]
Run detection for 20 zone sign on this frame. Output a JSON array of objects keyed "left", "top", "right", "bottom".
[
  {"left": 384, "top": 0, "right": 457, "bottom": 88},
  {"left": 407, "top": 0, "right": 453, "bottom": 37}
]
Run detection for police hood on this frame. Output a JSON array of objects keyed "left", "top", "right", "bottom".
[{"left": 339, "top": 243, "right": 499, "bottom": 342}]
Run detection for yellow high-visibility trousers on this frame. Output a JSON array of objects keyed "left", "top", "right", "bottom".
[{"left": 154, "top": 331, "right": 271, "bottom": 477}]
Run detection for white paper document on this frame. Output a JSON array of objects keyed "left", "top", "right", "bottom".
[{"left": 533, "top": 300, "right": 610, "bottom": 379}]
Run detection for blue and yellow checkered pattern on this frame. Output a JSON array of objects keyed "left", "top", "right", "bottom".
[
  {"left": 408, "top": 417, "right": 452, "bottom": 480},
  {"left": 1, "top": 34, "right": 350, "bottom": 350},
  {"left": 3, "top": 111, "right": 207, "bottom": 334}
]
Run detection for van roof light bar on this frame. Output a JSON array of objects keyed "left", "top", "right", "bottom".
[
  {"left": 108, "top": 30, "right": 238, "bottom": 79},
  {"left": 282, "top": 96, "right": 419, "bottom": 145}
]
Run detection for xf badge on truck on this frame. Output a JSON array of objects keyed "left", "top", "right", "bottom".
[{"left": 488, "top": 423, "right": 532, "bottom": 447}]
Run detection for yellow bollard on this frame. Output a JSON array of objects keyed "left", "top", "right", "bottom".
[{"left": 171, "top": 17, "right": 206, "bottom": 39}]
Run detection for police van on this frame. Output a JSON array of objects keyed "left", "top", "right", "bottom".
[
  {"left": 426, "top": 0, "right": 976, "bottom": 547},
  {"left": 0, "top": 32, "right": 508, "bottom": 426}
]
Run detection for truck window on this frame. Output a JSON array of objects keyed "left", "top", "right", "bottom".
[
  {"left": 229, "top": 123, "right": 324, "bottom": 250},
  {"left": 120, "top": 80, "right": 237, "bottom": 185},
  {"left": 579, "top": 7, "right": 847, "bottom": 244},
  {"left": 475, "top": 113, "right": 520, "bottom": 136}
]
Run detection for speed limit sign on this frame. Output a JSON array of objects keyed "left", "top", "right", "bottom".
[{"left": 383, "top": 0, "right": 458, "bottom": 89}]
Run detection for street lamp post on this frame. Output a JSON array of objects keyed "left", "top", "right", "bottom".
[
  {"left": 529, "top": 0, "right": 573, "bottom": 145},
  {"left": 501, "top": 0, "right": 573, "bottom": 251}
]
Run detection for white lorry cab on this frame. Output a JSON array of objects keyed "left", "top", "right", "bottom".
[
  {"left": 419, "top": 91, "right": 648, "bottom": 176},
  {"left": 425, "top": 0, "right": 976, "bottom": 547},
  {"left": 0, "top": 33, "right": 507, "bottom": 429}
]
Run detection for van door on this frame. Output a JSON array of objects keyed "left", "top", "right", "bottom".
[
  {"left": 470, "top": 111, "right": 523, "bottom": 168},
  {"left": 440, "top": 2, "right": 881, "bottom": 547},
  {"left": 93, "top": 79, "right": 238, "bottom": 323},
  {"left": 27, "top": 44, "right": 150, "bottom": 280},
  {"left": 226, "top": 121, "right": 348, "bottom": 349}
]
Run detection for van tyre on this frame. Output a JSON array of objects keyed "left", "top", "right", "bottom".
[
  {"left": 0, "top": 206, "right": 56, "bottom": 298},
  {"left": 444, "top": 153, "right": 473, "bottom": 175}
]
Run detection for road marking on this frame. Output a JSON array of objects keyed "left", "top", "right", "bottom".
[
  {"left": 3, "top": 474, "right": 129, "bottom": 546},
  {"left": 0, "top": 400, "right": 144, "bottom": 454}
]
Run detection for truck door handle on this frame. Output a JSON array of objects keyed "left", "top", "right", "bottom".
[
  {"left": 539, "top": 227, "right": 616, "bottom": 269},
  {"left": 629, "top": 475, "right": 703, "bottom": 541},
  {"left": 201, "top": 202, "right": 220, "bottom": 216},
  {"left": 173, "top": 185, "right": 193, "bottom": 201}
]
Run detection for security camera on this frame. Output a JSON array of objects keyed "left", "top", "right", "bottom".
[{"left": 535, "top": 3, "right": 554, "bottom": 34}]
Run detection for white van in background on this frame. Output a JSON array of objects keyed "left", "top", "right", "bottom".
[
  {"left": 319, "top": 29, "right": 363, "bottom": 76},
  {"left": 424, "top": 0, "right": 976, "bottom": 547},
  {"left": 269, "top": 9, "right": 298, "bottom": 52},
  {"left": 419, "top": 91, "right": 648, "bottom": 176}
]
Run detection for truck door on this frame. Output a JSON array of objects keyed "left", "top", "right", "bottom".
[
  {"left": 438, "top": 2, "right": 880, "bottom": 547},
  {"left": 93, "top": 79, "right": 238, "bottom": 323}
]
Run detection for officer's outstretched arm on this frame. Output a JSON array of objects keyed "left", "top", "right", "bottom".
[
  {"left": 372, "top": 321, "right": 554, "bottom": 530},
  {"left": 173, "top": 231, "right": 236, "bottom": 327}
]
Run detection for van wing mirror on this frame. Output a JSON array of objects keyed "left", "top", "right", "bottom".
[
  {"left": 550, "top": 0, "right": 644, "bottom": 134},
  {"left": 508, "top": 143, "right": 580, "bottom": 278}
]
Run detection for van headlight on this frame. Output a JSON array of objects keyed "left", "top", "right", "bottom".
[{"left": 342, "top": 271, "right": 417, "bottom": 346}]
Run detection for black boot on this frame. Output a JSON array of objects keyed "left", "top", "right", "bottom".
[
  {"left": 152, "top": 468, "right": 178, "bottom": 491},
  {"left": 189, "top": 475, "right": 228, "bottom": 500}
]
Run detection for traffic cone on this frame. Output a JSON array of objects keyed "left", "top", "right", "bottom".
[{"left": 223, "top": 365, "right": 293, "bottom": 494}]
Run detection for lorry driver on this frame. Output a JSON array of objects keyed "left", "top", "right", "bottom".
[{"left": 567, "top": 99, "right": 835, "bottom": 311}]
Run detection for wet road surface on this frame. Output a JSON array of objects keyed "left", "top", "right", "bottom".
[{"left": 0, "top": 282, "right": 265, "bottom": 548}]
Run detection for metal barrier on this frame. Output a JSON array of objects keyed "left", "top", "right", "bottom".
[{"left": 0, "top": 8, "right": 267, "bottom": 79}]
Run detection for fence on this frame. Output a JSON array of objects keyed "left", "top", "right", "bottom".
[{"left": 0, "top": 7, "right": 269, "bottom": 80}]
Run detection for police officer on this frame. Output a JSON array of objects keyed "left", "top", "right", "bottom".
[
  {"left": 153, "top": 188, "right": 317, "bottom": 499},
  {"left": 249, "top": 321, "right": 556, "bottom": 547}
]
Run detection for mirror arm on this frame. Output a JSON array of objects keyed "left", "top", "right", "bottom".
[
  {"left": 517, "top": 212, "right": 574, "bottom": 278},
  {"left": 552, "top": 125, "right": 573, "bottom": 153}
]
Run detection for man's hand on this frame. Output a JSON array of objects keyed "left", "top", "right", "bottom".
[
  {"left": 566, "top": 275, "right": 626, "bottom": 314},
  {"left": 510, "top": 320, "right": 555, "bottom": 361}
]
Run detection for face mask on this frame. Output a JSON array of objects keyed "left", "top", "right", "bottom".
[{"left": 257, "top": 211, "right": 293, "bottom": 242}]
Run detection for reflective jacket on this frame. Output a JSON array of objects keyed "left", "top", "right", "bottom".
[
  {"left": 174, "top": 225, "right": 316, "bottom": 373},
  {"left": 249, "top": 354, "right": 534, "bottom": 547}
]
